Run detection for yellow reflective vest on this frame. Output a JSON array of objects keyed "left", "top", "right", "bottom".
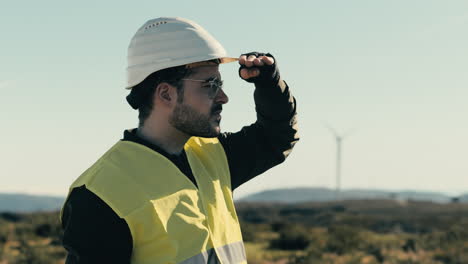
[{"left": 64, "top": 137, "right": 246, "bottom": 264}]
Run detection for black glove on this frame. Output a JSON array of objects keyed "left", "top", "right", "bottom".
[{"left": 238, "top": 52, "right": 280, "bottom": 85}]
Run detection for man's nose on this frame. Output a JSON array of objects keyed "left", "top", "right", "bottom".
[{"left": 215, "top": 88, "right": 229, "bottom": 104}]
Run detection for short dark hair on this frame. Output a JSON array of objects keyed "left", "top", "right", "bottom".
[
  {"left": 126, "top": 65, "right": 193, "bottom": 127},
  {"left": 126, "top": 59, "right": 220, "bottom": 127}
]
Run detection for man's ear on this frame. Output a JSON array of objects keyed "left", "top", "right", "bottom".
[{"left": 154, "top": 82, "right": 177, "bottom": 106}]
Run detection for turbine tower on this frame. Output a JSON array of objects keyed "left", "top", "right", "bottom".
[{"left": 323, "top": 123, "right": 353, "bottom": 200}]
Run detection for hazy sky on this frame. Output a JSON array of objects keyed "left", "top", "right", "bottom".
[{"left": 1, "top": 0, "right": 467, "bottom": 199}]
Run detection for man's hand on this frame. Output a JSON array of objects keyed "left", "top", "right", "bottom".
[
  {"left": 238, "top": 52, "right": 280, "bottom": 85},
  {"left": 239, "top": 54, "right": 275, "bottom": 79}
]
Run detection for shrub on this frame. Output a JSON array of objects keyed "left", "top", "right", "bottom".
[
  {"left": 433, "top": 249, "right": 468, "bottom": 264},
  {"left": 270, "top": 225, "right": 310, "bottom": 250},
  {"left": 289, "top": 253, "right": 322, "bottom": 264},
  {"left": 240, "top": 222, "right": 257, "bottom": 242},
  {"left": 325, "top": 225, "right": 363, "bottom": 255},
  {"left": 0, "top": 223, "right": 9, "bottom": 244},
  {"left": 35, "top": 223, "right": 52, "bottom": 237},
  {"left": 0, "top": 212, "right": 23, "bottom": 222},
  {"left": 16, "top": 238, "right": 56, "bottom": 264},
  {"left": 402, "top": 238, "right": 416, "bottom": 252},
  {"left": 271, "top": 221, "right": 287, "bottom": 232},
  {"left": 366, "top": 244, "right": 384, "bottom": 263}
]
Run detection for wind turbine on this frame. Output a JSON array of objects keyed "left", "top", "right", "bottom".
[{"left": 323, "top": 123, "right": 354, "bottom": 200}]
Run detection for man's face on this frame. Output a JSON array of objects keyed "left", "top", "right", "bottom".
[{"left": 169, "top": 65, "right": 229, "bottom": 137}]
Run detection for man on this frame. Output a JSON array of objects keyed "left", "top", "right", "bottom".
[{"left": 61, "top": 17, "right": 298, "bottom": 264}]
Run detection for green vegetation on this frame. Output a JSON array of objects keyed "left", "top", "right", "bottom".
[
  {"left": 236, "top": 200, "right": 468, "bottom": 264},
  {"left": 1, "top": 199, "right": 468, "bottom": 263},
  {"left": 0, "top": 211, "right": 65, "bottom": 264}
]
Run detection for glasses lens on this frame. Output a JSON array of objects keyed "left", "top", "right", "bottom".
[{"left": 207, "top": 78, "right": 223, "bottom": 98}]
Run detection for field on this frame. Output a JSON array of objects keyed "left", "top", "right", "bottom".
[
  {"left": 0, "top": 211, "right": 64, "bottom": 264},
  {"left": 237, "top": 200, "right": 468, "bottom": 264},
  {"left": 1, "top": 199, "right": 468, "bottom": 263}
]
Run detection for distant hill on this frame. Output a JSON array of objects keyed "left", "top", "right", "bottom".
[
  {"left": 239, "top": 187, "right": 465, "bottom": 204},
  {"left": 459, "top": 194, "right": 468, "bottom": 202},
  {"left": 1, "top": 188, "right": 466, "bottom": 212},
  {"left": 0, "top": 193, "right": 65, "bottom": 212}
]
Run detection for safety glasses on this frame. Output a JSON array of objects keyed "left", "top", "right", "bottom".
[{"left": 181, "top": 77, "right": 224, "bottom": 99}]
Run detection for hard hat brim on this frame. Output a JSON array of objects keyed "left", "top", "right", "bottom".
[
  {"left": 220, "top": 57, "right": 238, "bottom": 64},
  {"left": 125, "top": 57, "right": 238, "bottom": 90}
]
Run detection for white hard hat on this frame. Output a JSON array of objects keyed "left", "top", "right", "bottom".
[{"left": 126, "top": 17, "right": 237, "bottom": 89}]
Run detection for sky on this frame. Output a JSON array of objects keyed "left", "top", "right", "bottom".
[{"left": 1, "top": 0, "right": 467, "bottom": 199}]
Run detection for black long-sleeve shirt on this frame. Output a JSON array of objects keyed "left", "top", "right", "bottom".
[{"left": 61, "top": 78, "right": 298, "bottom": 263}]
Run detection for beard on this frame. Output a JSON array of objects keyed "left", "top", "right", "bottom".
[{"left": 169, "top": 102, "right": 222, "bottom": 138}]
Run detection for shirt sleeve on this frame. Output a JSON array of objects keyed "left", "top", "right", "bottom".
[
  {"left": 61, "top": 185, "right": 133, "bottom": 264},
  {"left": 218, "top": 78, "right": 299, "bottom": 190}
]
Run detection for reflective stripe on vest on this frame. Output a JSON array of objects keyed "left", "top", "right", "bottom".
[{"left": 179, "top": 241, "right": 247, "bottom": 264}]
